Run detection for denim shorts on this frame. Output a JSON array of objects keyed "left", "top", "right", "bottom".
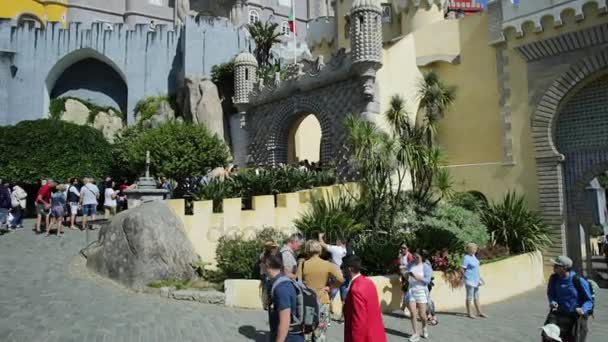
[
  {"left": 82, "top": 204, "right": 97, "bottom": 216},
  {"left": 466, "top": 285, "right": 480, "bottom": 300}
]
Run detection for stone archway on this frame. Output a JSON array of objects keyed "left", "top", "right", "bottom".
[
  {"left": 532, "top": 48, "right": 608, "bottom": 272},
  {"left": 287, "top": 114, "right": 322, "bottom": 164},
  {"left": 246, "top": 76, "right": 367, "bottom": 168},
  {"left": 45, "top": 48, "right": 128, "bottom": 117}
]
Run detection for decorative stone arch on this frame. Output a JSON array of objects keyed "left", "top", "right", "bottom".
[
  {"left": 246, "top": 75, "right": 368, "bottom": 169},
  {"left": 44, "top": 48, "right": 128, "bottom": 116},
  {"left": 532, "top": 48, "right": 608, "bottom": 271},
  {"left": 267, "top": 99, "right": 334, "bottom": 166}
]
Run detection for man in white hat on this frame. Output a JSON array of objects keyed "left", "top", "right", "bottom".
[
  {"left": 546, "top": 255, "right": 593, "bottom": 342},
  {"left": 541, "top": 323, "right": 562, "bottom": 342}
]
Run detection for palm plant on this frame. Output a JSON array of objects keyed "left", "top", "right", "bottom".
[
  {"left": 294, "top": 193, "right": 364, "bottom": 241},
  {"left": 417, "top": 71, "right": 456, "bottom": 147},
  {"left": 384, "top": 94, "right": 454, "bottom": 207},
  {"left": 480, "top": 191, "right": 552, "bottom": 254},
  {"left": 247, "top": 21, "right": 282, "bottom": 69}
]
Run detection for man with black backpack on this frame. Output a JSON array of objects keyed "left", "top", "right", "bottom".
[
  {"left": 265, "top": 252, "right": 306, "bottom": 342},
  {"left": 546, "top": 255, "right": 594, "bottom": 342}
]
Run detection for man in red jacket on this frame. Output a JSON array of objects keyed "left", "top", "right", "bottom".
[{"left": 342, "top": 256, "right": 387, "bottom": 342}]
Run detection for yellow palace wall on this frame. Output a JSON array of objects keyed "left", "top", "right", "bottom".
[
  {"left": 0, "top": 0, "right": 68, "bottom": 27},
  {"left": 432, "top": 13, "right": 540, "bottom": 208}
]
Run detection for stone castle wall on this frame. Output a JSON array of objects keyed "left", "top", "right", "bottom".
[{"left": 0, "top": 17, "right": 248, "bottom": 125}]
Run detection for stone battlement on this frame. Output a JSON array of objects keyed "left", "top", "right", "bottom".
[{"left": 166, "top": 183, "right": 358, "bottom": 264}]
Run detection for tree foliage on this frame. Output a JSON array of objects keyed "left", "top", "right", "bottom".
[
  {"left": 0, "top": 119, "right": 113, "bottom": 183},
  {"left": 417, "top": 71, "right": 456, "bottom": 147},
  {"left": 112, "top": 121, "right": 230, "bottom": 181},
  {"left": 248, "top": 21, "right": 282, "bottom": 69}
]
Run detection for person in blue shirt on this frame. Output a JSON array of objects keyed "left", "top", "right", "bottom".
[
  {"left": 547, "top": 255, "right": 593, "bottom": 342},
  {"left": 461, "top": 242, "right": 486, "bottom": 319},
  {"left": 264, "top": 252, "right": 305, "bottom": 342}
]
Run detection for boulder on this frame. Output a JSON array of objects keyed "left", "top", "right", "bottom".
[
  {"left": 62, "top": 99, "right": 90, "bottom": 125},
  {"left": 93, "top": 110, "right": 124, "bottom": 143},
  {"left": 85, "top": 201, "right": 199, "bottom": 290},
  {"left": 179, "top": 76, "right": 225, "bottom": 140},
  {"left": 195, "top": 79, "right": 224, "bottom": 139}
]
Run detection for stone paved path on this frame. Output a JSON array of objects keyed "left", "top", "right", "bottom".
[{"left": 0, "top": 224, "right": 607, "bottom": 342}]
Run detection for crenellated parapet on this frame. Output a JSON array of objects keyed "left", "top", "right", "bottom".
[
  {"left": 489, "top": 0, "right": 608, "bottom": 42},
  {"left": 393, "top": 0, "right": 447, "bottom": 11},
  {"left": 306, "top": 16, "right": 337, "bottom": 50}
]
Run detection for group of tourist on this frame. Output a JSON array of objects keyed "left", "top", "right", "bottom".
[
  {"left": 0, "top": 176, "right": 152, "bottom": 236},
  {"left": 260, "top": 232, "right": 386, "bottom": 342},
  {"left": 258, "top": 231, "right": 596, "bottom": 342},
  {"left": 297, "top": 160, "right": 323, "bottom": 173}
]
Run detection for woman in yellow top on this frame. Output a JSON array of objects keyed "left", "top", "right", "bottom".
[{"left": 297, "top": 240, "right": 344, "bottom": 342}]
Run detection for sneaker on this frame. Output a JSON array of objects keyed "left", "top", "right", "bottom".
[
  {"left": 422, "top": 327, "right": 428, "bottom": 339},
  {"left": 409, "top": 334, "right": 421, "bottom": 342}
]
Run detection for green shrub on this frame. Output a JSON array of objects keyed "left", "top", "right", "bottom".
[
  {"left": 412, "top": 205, "right": 489, "bottom": 255},
  {"left": 193, "top": 166, "right": 338, "bottom": 209},
  {"left": 133, "top": 96, "right": 174, "bottom": 123},
  {"left": 0, "top": 119, "right": 113, "bottom": 183},
  {"left": 112, "top": 121, "right": 230, "bottom": 180},
  {"left": 294, "top": 193, "right": 363, "bottom": 241},
  {"left": 449, "top": 192, "right": 487, "bottom": 213},
  {"left": 480, "top": 191, "right": 552, "bottom": 254},
  {"left": 215, "top": 227, "right": 287, "bottom": 281}
]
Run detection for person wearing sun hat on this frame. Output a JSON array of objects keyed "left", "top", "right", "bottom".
[
  {"left": 546, "top": 255, "right": 593, "bottom": 342},
  {"left": 541, "top": 323, "right": 562, "bottom": 342}
]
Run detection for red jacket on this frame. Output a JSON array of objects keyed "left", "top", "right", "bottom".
[{"left": 343, "top": 275, "right": 387, "bottom": 342}]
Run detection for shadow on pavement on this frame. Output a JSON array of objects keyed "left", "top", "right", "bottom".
[
  {"left": 239, "top": 325, "right": 269, "bottom": 341},
  {"left": 385, "top": 327, "right": 410, "bottom": 338}
]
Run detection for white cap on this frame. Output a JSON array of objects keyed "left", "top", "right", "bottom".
[{"left": 541, "top": 324, "right": 562, "bottom": 342}]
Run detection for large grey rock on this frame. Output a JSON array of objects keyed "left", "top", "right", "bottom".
[
  {"left": 179, "top": 76, "right": 225, "bottom": 140},
  {"left": 93, "top": 110, "right": 124, "bottom": 143},
  {"left": 62, "top": 99, "right": 90, "bottom": 125},
  {"left": 85, "top": 201, "right": 199, "bottom": 290},
  {"left": 195, "top": 79, "right": 224, "bottom": 139}
]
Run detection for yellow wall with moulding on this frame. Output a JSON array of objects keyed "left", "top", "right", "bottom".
[
  {"left": 0, "top": 0, "right": 68, "bottom": 27},
  {"left": 166, "top": 183, "right": 359, "bottom": 265},
  {"left": 225, "top": 251, "right": 545, "bottom": 312}
]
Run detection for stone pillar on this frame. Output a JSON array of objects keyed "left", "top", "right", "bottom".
[{"left": 350, "top": 0, "right": 382, "bottom": 118}]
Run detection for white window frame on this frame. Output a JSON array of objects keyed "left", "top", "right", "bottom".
[
  {"left": 249, "top": 10, "right": 260, "bottom": 25},
  {"left": 149, "top": 0, "right": 164, "bottom": 6},
  {"left": 381, "top": 3, "right": 392, "bottom": 24},
  {"left": 281, "top": 21, "right": 290, "bottom": 36}
]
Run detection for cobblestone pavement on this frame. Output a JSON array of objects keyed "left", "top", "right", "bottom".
[{"left": 0, "top": 225, "right": 606, "bottom": 342}]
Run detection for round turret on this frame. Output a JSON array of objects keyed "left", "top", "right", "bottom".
[
  {"left": 233, "top": 51, "right": 258, "bottom": 106},
  {"left": 350, "top": 0, "right": 382, "bottom": 67}
]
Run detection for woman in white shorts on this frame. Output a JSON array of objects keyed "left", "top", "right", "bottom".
[{"left": 406, "top": 250, "right": 433, "bottom": 342}]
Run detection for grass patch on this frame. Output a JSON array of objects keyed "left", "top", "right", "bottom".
[{"left": 147, "top": 279, "right": 189, "bottom": 290}]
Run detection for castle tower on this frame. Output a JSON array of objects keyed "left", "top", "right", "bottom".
[
  {"left": 350, "top": 0, "right": 382, "bottom": 100},
  {"left": 233, "top": 50, "right": 258, "bottom": 116},
  {"left": 231, "top": 50, "right": 258, "bottom": 167}
]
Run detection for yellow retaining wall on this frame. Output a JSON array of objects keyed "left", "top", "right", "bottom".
[
  {"left": 166, "top": 183, "right": 359, "bottom": 265},
  {"left": 224, "top": 251, "right": 544, "bottom": 312}
]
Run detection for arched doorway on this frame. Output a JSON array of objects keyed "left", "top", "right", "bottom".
[
  {"left": 45, "top": 48, "right": 128, "bottom": 116},
  {"left": 287, "top": 114, "right": 322, "bottom": 165},
  {"left": 555, "top": 74, "right": 608, "bottom": 275},
  {"left": 533, "top": 49, "right": 608, "bottom": 275}
]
